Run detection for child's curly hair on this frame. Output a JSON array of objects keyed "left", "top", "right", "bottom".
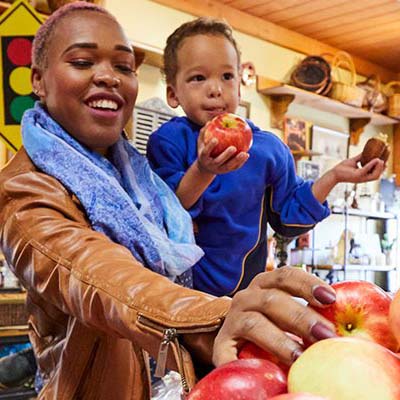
[
  {"left": 163, "top": 17, "right": 241, "bottom": 85},
  {"left": 32, "top": 1, "right": 116, "bottom": 69}
]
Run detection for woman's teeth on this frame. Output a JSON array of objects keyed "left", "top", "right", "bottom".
[{"left": 88, "top": 99, "right": 118, "bottom": 110}]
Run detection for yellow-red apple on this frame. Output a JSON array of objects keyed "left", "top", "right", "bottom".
[
  {"left": 310, "top": 280, "right": 398, "bottom": 352},
  {"left": 288, "top": 337, "right": 400, "bottom": 400},
  {"left": 204, "top": 113, "right": 252, "bottom": 157},
  {"left": 389, "top": 289, "right": 400, "bottom": 347},
  {"left": 187, "top": 358, "right": 287, "bottom": 400}
]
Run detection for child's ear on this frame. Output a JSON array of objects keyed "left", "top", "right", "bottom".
[{"left": 166, "top": 85, "right": 180, "bottom": 109}]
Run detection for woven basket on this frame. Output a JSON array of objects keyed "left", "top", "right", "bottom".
[
  {"left": 290, "top": 55, "right": 332, "bottom": 95},
  {"left": 330, "top": 51, "right": 365, "bottom": 107},
  {"left": 385, "top": 81, "right": 400, "bottom": 119},
  {"left": 0, "top": 302, "right": 28, "bottom": 326}
]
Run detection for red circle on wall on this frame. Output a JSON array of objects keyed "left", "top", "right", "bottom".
[{"left": 7, "top": 38, "right": 32, "bottom": 66}]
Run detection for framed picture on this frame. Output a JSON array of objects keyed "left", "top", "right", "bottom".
[
  {"left": 283, "top": 117, "right": 310, "bottom": 153},
  {"left": 297, "top": 160, "right": 320, "bottom": 180},
  {"left": 237, "top": 100, "right": 251, "bottom": 119},
  {"left": 311, "top": 125, "right": 350, "bottom": 204}
]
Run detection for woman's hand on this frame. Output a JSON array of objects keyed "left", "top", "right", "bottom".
[
  {"left": 212, "top": 267, "right": 337, "bottom": 367},
  {"left": 197, "top": 124, "right": 249, "bottom": 175}
]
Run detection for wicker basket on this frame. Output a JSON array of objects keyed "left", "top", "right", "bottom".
[
  {"left": 290, "top": 55, "right": 332, "bottom": 95},
  {"left": 330, "top": 51, "right": 365, "bottom": 107},
  {"left": 0, "top": 293, "right": 28, "bottom": 327},
  {"left": 385, "top": 81, "right": 400, "bottom": 119}
]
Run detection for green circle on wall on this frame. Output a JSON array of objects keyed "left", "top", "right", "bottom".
[{"left": 10, "top": 96, "right": 35, "bottom": 123}]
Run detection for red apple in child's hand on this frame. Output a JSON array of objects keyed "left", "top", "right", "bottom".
[
  {"left": 187, "top": 358, "right": 287, "bottom": 400},
  {"left": 389, "top": 289, "right": 400, "bottom": 347},
  {"left": 288, "top": 337, "right": 400, "bottom": 400},
  {"left": 204, "top": 112, "right": 253, "bottom": 157},
  {"left": 310, "top": 280, "right": 399, "bottom": 352}
]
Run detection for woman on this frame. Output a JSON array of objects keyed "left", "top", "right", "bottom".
[{"left": 0, "top": 3, "right": 336, "bottom": 399}]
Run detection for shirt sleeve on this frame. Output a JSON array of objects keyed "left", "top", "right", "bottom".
[
  {"left": 147, "top": 120, "right": 205, "bottom": 218},
  {"left": 266, "top": 137, "right": 330, "bottom": 236}
]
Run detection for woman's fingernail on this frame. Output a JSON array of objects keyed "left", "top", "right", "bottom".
[
  {"left": 311, "top": 322, "right": 337, "bottom": 340},
  {"left": 291, "top": 348, "right": 303, "bottom": 362},
  {"left": 313, "top": 285, "right": 336, "bottom": 304}
]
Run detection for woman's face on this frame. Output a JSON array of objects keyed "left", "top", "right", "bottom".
[{"left": 32, "top": 11, "right": 138, "bottom": 152}]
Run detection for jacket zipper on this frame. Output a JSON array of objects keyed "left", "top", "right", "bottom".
[{"left": 137, "top": 314, "right": 222, "bottom": 394}]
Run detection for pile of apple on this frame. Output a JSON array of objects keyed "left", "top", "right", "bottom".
[{"left": 187, "top": 280, "right": 400, "bottom": 400}]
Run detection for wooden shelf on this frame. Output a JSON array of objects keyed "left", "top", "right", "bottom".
[
  {"left": 131, "top": 40, "right": 163, "bottom": 70},
  {"left": 0, "top": 1, "right": 49, "bottom": 16},
  {"left": 257, "top": 76, "right": 399, "bottom": 144}
]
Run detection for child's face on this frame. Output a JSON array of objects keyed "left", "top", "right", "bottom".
[{"left": 167, "top": 34, "right": 240, "bottom": 126}]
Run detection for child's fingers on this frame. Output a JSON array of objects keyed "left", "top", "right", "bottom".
[
  {"left": 202, "top": 138, "right": 219, "bottom": 157},
  {"left": 213, "top": 146, "right": 238, "bottom": 163}
]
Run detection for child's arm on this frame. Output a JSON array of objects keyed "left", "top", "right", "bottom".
[
  {"left": 312, "top": 153, "right": 385, "bottom": 203},
  {"left": 176, "top": 125, "right": 249, "bottom": 209}
]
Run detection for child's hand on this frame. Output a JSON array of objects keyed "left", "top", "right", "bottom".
[
  {"left": 197, "top": 124, "right": 249, "bottom": 174},
  {"left": 331, "top": 153, "right": 385, "bottom": 184}
]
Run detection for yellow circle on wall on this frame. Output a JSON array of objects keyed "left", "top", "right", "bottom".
[{"left": 9, "top": 67, "right": 32, "bottom": 96}]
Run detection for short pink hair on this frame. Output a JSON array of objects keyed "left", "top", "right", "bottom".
[{"left": 32, "top": 1, "right": 117, "bottom": 69}]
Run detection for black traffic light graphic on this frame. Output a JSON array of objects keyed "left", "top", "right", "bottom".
[{"left": 2, "top": 35, "right": 36, "bottom": 125}]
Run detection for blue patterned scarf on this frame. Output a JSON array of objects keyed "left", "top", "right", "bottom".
[{"left": 22, "top": 103, "right": 203, "bottom": 284}]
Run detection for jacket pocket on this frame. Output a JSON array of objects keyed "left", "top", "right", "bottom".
[{"left": 136, "top": 314, "right": 221, "bottom": 395}]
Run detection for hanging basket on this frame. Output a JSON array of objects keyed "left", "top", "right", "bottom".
[
  {"left": 384, "top": 81, "right": 400, "bottom": 119},
  {"left": 329, "top": 51, "right": 365, "bottom": 107}
]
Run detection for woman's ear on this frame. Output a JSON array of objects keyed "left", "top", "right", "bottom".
[
  {"left": 166, "top": 85, "right": 180, "bottom": 109},
  {"left": 31, "top": 66, "right": 45, "bottom": 98}
]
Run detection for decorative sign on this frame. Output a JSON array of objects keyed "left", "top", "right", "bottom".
[{"left": 0, "top": 0, "right": 43, "bottom": 152}]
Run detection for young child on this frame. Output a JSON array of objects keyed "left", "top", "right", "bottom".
[{"left": 147, "top": 17, "right": 384, "bottom": 297}]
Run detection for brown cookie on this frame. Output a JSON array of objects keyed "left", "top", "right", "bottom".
[{"left": 360, "top": 137, "right": 390, "bottom": 166}]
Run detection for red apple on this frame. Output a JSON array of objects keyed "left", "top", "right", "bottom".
[
  {"left": 389, "top": 289, "right": 400, "bottom": 347},
  {"left": 239, "top": 333, "right": 303, "bottom": 375},
  {"left": 204, "top": 112, "right": 252, "bottom": 157},
  {"left": 187, "top": 358, "right": 287, "bottom": 400},
  {"left": 288, "top": 337, "right": 400, "bottom": 400},
  {"left": 270, "top": 394, "right": 329, "bottom": 400},
  {"left": 310, "top": 280, "right": 399, "bottom": 352},
  {"left": 239, "top": 341, "right": 289, "bottom": 374}
]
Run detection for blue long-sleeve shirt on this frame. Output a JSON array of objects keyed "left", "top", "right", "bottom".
[{"left": 147, "top": 117, "right": 330, "bottom": 296}]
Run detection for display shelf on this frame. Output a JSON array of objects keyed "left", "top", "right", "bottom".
[
  {"left": 314, "top": 263, "right": 396, "bottom": 272},
  {"left": 331, "top": 206, "right": 396, "bottom": 220},
  {"left": 311, "top": 205, "right": 399, "bottom": 288},
  {"left": 256, "top": 76, "right": 399, "bottom": 145}
]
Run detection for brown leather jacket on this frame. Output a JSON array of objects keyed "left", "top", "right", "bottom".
[{"left": 0, "top": 149, "right": 230, "bottom": 399}]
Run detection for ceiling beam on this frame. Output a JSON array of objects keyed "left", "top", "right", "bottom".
[{"left": 151, "top": 0, "right": 398, "bottom": 82}]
